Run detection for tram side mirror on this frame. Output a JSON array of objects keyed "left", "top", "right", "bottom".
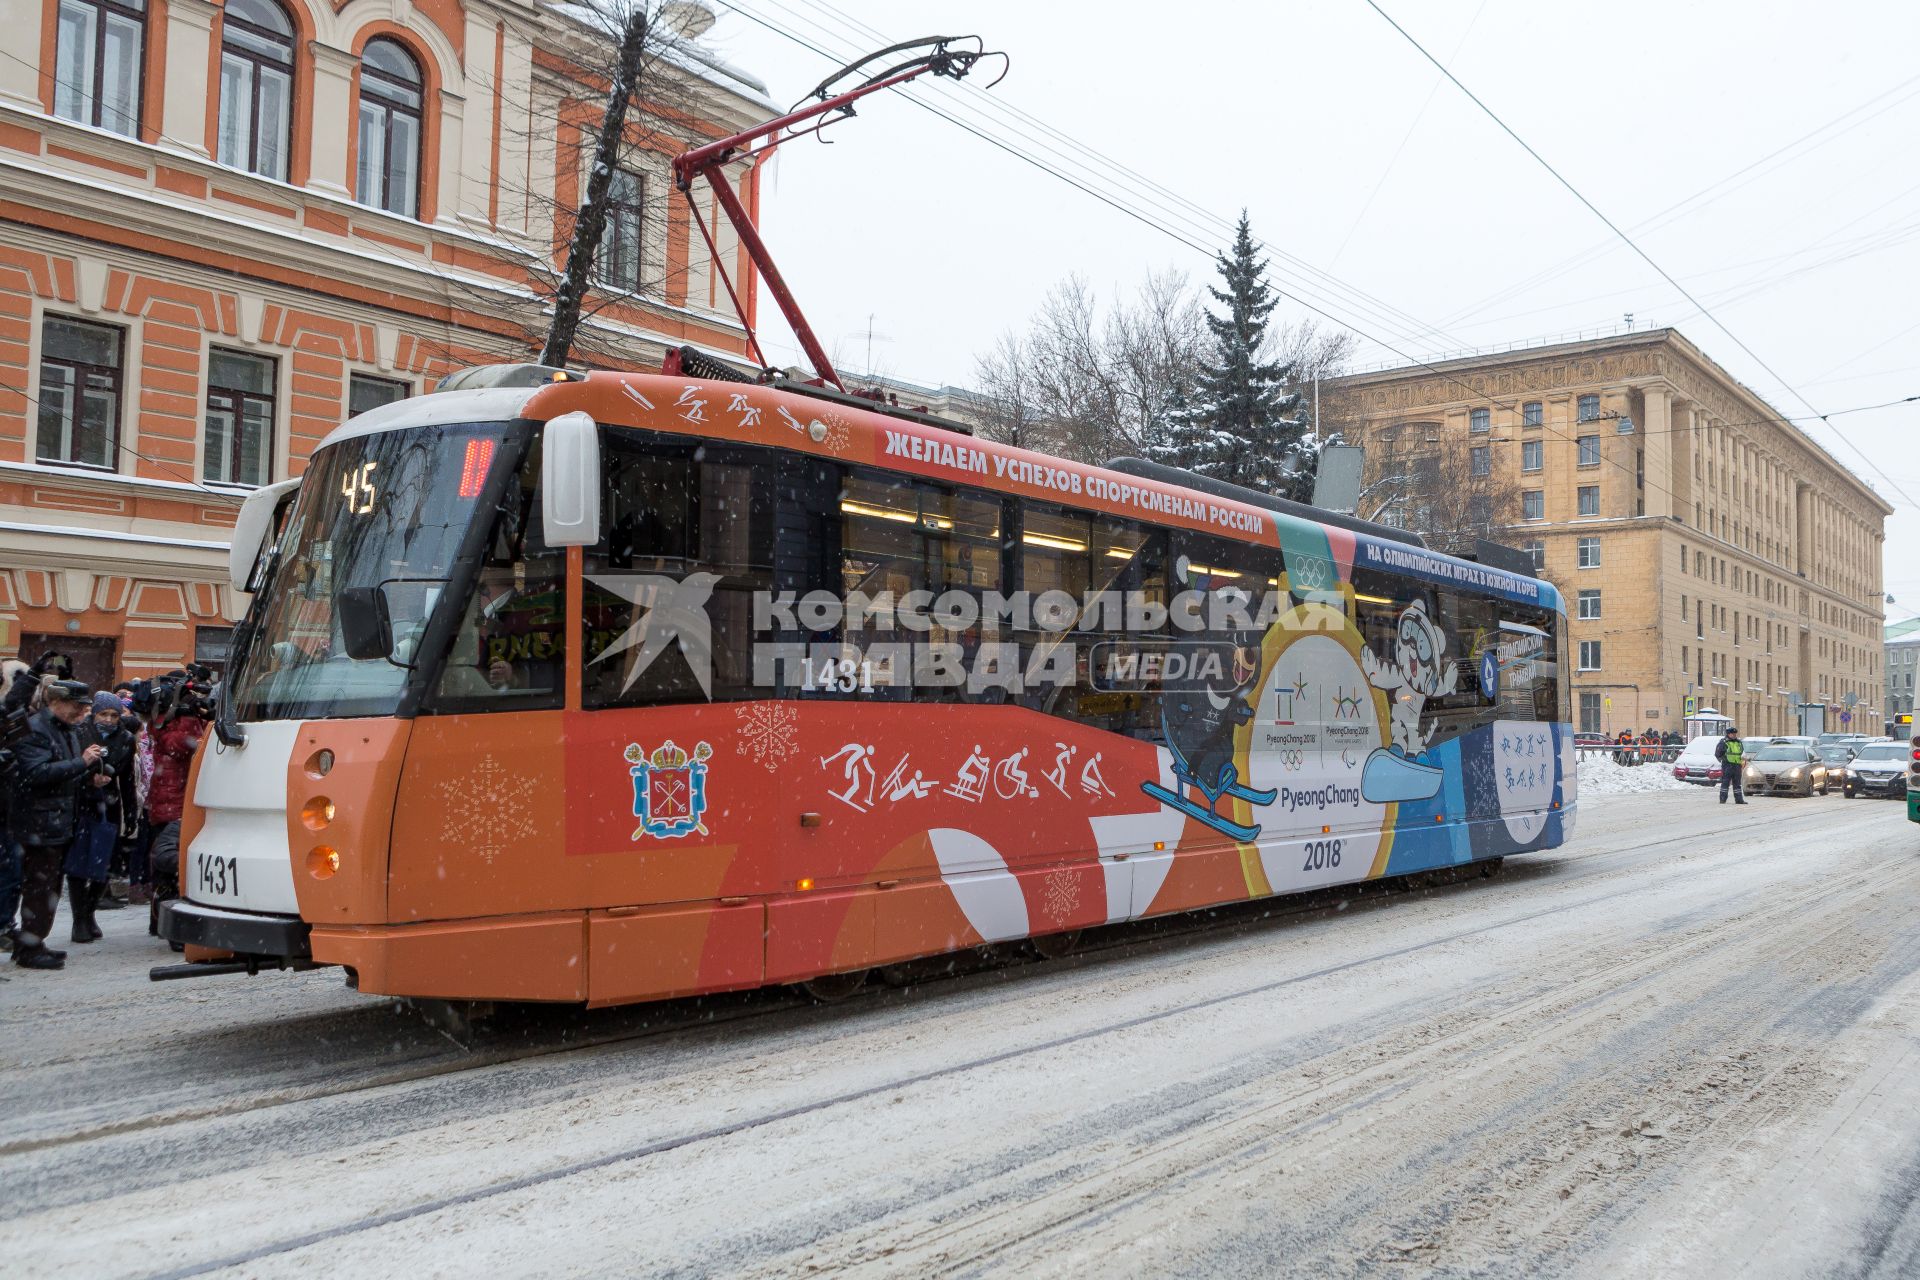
[
  {"left": 229, "top": 477, "right": 302, "bottom": 592},
  {"left": 337, "top": 586, "right": 394, "bottom": 661},
  {"left": 542, "top": 411, "right": 601, "bottom": 547}
]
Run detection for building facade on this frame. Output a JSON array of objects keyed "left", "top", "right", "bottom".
[
  {"left": 1887, "top": 618, "right": 1920, "bottom": 732},
  {"left": 1330, "top": 329, "right": 1891, "bottom": 738},
  {"left": 0, "top": 0, "right": 771, "bottom": 685}
]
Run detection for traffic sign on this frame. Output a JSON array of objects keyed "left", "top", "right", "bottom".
[
  {"left": 1841, "top": 712, "right": 1853, "bottom": 724},
  {"left": 1844, "top": 690, "right": 1859, "bottom": 707},
  {"left": 1683, "top": 695, "right": 1697, "bottom": 716}
]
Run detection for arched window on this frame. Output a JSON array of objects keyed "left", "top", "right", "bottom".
[
  {"left": 356, "top": 38, "right": 423, "bottom": 218},
  {"left": 217, "top": 0, "right": 294, "bottom": 180},
  {"left": 52, "top": 0, "right": 146, "bottom": 136}
]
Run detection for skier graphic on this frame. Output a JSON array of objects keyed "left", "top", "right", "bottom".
[
  {"left": 1140, "top": 561, "right": 1278, "bottom": 841},
  {"left": 1358, "top": 598, "right": 1456, "bottom": 802}
]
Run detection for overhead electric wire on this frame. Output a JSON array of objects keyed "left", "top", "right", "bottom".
[
  {"left": 721, "top": 0, "right": 1920, "bottom": 547},
  {"left": 712, "top": 1, "right": 1709, "bottom": 520},
  {"left": 1361, "top": 0, "right": 1920, "bottom": 513},
  {"left": 1429, "top": 69, "right": 1920, "bottom": 334},
  {"left": 739, "top": 0, "right": 1484, "bottom": 357}
]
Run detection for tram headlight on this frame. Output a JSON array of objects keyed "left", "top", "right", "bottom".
[
  {"left": 301, "top": 796, "right": 335, "bottom": 830},
  {"left": 306, "top": 845, "right": 340, "bottom": 880}
]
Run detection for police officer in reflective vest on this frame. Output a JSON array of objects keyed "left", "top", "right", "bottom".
[{"left": 1714, "top": 727, "right": 1747, "bottom": 805}]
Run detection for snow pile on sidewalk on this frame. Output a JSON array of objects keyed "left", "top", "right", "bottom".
[{"left": 1576, "top": 752, "right": 1695, "bottom": 797}]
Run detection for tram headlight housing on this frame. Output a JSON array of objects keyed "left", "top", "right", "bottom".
[
  {"left": 306, "top": 845, "right": 340, "bottom": 880},
  {"left": 301, "top": 796, "right": 335, "bottom": 830}
]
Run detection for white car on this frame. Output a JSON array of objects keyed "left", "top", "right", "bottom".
[
  {"left": 1671, "top": 736, "right": 1725, "bottom": 786},
  {"left": 1842, "top": 743, "right": 1910, "bottom": 799}
]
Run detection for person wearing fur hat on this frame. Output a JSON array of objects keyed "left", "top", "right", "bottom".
[{"left": 9, "top": 679, "right": 105, "bottom": 969}]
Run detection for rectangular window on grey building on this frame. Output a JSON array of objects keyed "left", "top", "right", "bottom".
[
  {"left": 1523, "top": 489, "right": 1544, "bottom": 521},
  {"left": 1577, "top": 394, "right": 1600, "bottom": 422},
  {"left": 1470, "top": 407, "right": 1490, "bottom": 433},
  {"left": 1579, "top": 640, "right": 1602, "bottom": 671},
  {"left": 1577, "top": 435, "right": 1600, "bottom": 466},
  {"left": 1470, "top": 445, "right": 1490, "bottom": 476},
  {"left": 1577, "top": 536, "right": 1600, "bottom": 568},
  {"left": 1578, "top": 589, "right": 1601, "bottom": 619},
  {"left": 1578, "top": 485, "right": 1600, "bottom": 516},
  {"left": 1522, "top": 439, "right": 1543, "bottom": 472},
  {"left": 1522, "top": 401, "right": 1543, "bottom": 428}
]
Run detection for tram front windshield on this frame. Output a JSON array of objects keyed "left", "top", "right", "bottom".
[{"left": 230, "top": 422, "right": 520, "bottom": 720}]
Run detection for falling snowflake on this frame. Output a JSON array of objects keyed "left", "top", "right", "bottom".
[
  {"left": 434, "top": 754, "right": 538, "bottom": 865},
  {"left": 1040, "top": 870, "right": 1080, "bottom": 926},
  {"left": 735, "top": 701, "right": 800, "bottom": 770},
  {"left": 819, "top": 410, "right": 852, "bottom": 454}
]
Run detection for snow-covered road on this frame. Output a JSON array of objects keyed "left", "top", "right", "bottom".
[{"left": 3, "top": 789, "right": 1917, "bottom": 1279}]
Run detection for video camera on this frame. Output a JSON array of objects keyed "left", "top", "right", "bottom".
[{"left": 131, "top": 663, "right": 217, "bottom": 723}]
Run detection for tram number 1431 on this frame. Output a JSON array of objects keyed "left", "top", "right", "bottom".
[
  {"left": 799, "top": 657, "right": 876, "bottom": 695},
  {"left": 195, "top": 851, "right": 241, "bottom": 899}
]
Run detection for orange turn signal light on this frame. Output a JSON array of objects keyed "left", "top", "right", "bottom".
[
  {"left": 797, "top": 877, "right": 815, "bottom": 891},
  {"left": 301, "top": 797, "right": 335, "bottom": 830},
  {"left": 306, "top": 846, "right": 340, "bottom": 880}
]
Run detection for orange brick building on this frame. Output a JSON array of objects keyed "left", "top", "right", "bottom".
[{"left": 0, "top": 0, "right": 771, "bottom": 686}]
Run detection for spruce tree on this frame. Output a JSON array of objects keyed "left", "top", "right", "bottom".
[{"left": 1178, "top": 213, "right": 1308, "bottom": 495}]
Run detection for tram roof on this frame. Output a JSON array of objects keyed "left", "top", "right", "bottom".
[{"left": 317, "top": 369, "right": 1562, "bottom": 614}]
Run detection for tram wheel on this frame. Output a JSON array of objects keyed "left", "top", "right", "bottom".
[
  {"left": 1479, "top": 857, "right": 1505, "bottom": 879},
  {"left": 800, "top": 969, "right": 869, "bottom": 1003},
  {"left": 1029, "top": 930, "right": 1082, "bottom": 960}
]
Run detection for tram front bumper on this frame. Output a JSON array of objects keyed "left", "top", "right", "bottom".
[{"left": 158, "top": 899, "right": 312, "bottom": 960}]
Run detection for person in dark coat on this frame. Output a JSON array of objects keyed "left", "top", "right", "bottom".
[
  {"left": 67, "top": 693, "right": 135, "bottom": 944},
  {"left": 9, "top": 680, "right": 105, "bottom": 969},
  {"left": 1713, "top": 727, "right": 1748, "bottom": 805}
]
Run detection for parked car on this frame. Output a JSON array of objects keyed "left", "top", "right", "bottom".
[
  {"left": 1770, "top": 735, "right": 1817, "bottom": 748},
  {"left": 1842, "top": 742, "right": 1910, "bottom": 799},
  {"left": 1573, "top": 732, "right": 1610, "bottom": 750},
  {"left": 1672, "top": 736, "right": 1724, "bottom": 786},
  {"left": 1743, "top": 743, "right": 1832, "bottom": 797}
]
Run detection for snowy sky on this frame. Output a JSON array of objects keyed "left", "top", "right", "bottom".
[{"left": 695, "top": 0, "right": 1920, "bottom": 616}]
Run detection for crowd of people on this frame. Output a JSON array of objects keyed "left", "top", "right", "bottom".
[
  {"left": 0, "top": 651, "right": 206, "bottom": 971},
  {"left": 1609, "top": 728, "right": 1685, "bottom": 764}
]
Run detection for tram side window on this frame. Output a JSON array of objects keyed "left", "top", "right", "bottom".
[
  {"left": 1020, "top": 513, "right": 1181, "bottom": 740},
  {"left": 833, "top": 469, "right": 1010, "bottom": 702},
  {"left": 429, "top": 436, "right": 567, "bottom": 712},
  {"left": 583, "top": 430, "right": 773, "bottom": 706}
]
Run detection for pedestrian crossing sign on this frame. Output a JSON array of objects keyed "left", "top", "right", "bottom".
[{"left": 1684, "top": 695, "right": 1697, "bottom": 716}]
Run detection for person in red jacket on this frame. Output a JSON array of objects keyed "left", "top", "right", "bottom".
[{"left": 145, "top": 705, "right": 202, "bottom": 937}]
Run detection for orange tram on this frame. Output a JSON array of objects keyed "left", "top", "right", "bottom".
[{"left": 160, "top": 361, "right": 1576, "bottom": 1007}]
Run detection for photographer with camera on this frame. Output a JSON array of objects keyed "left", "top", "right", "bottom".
[
  {"left": 10, "top": 680, "right": 106, "bottom": 970},
  {"left": 145, "top": 670, "right": 206, "bottom": 937},
  {"left": 65, "top": 692, "right": 136, "bottom": 943}
]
